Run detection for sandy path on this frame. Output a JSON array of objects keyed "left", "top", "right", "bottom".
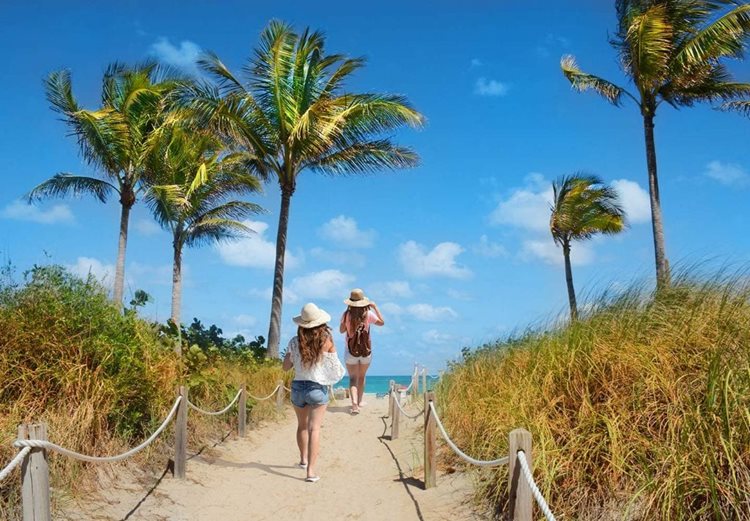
[{"left": 66, "top": 395, "right": 481, "bottom": 521}]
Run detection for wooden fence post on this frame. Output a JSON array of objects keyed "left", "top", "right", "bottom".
[
  {"left": 387, "top": 380, "right": 395, "bottom": 418},
  {"left": 423, "top": 392, "right": 436, "bottom": 489},
  {"left": 391, "top": 390, "right": 401, "bottom": 440},
  {"left": 508, "top": 428, "right": 532, "bottom": 521},
  {"left": 18, "top": 423, "right": 50, "bottom": 521},
  {"left": 238, "top": 384, "right": 247, "bottom": 438},
  {"left": 174, "top": 386, "right": 188, "bottom": 479},
  {"left": 422, "top": 368, "right": 427, "bottom": 394},
  {"left": 276, "top": 380, "right": 284, "bottom": 412},
  {"left": 411, "top": 372, "right": 418, "bottom": 402}
]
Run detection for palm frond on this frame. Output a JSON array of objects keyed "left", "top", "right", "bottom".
[
  {"left": 675, "top": 4, "right": 750, "bottom": 66},
  {"left": 309, "top": 140, "right": 419, "bottom": 175},
  {"left": 721, "top": 99, "right": 750, "bottom": 116},
  {"left": 561, "top": 55, "right": 631, "bottom": 106},
  {"left": 27, "top": 174, "right": 118, "bottom": 203},
  {"left": 626, "top": 4, "right": 673, "bottom": 85}
]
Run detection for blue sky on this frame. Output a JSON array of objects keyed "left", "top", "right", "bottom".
[{"left": 2, "top": 1, "right": 749, "bottom": 374}]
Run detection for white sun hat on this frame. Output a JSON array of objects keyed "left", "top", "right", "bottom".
[
  {"left": 344, "top": 288, "right": 371, "bottom": 307},
  {"left": 293, "top": 303, "right": 332, "bottom": 328}
]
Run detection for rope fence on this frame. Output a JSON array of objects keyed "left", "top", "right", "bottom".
[
  {"left": 386, "top": 374, "right": 558, "bottom": 521},
  {"left": 2, "top": 380, "right": 287, "bottom": 521}
]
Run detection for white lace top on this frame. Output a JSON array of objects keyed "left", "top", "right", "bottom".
[{"left": 287, "top": 336, "right": 343, "bottom": 384}]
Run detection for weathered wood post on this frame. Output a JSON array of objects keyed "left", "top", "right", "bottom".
[
  {"left": 421, "top": 368, "right": 427, "bottom": 394},
  {"left": 238, "top": 384, "right": 247, "bottom": 438},
  {"left": 276, "top": 380, "right": 284, "bottom": 412},
  {"left": 423, "top": 392, "right": 437, "bottom": 489},
  {"left": 174, "top": 386, "right": 188, "bottom": 479},
  {"left": 18, "top": 423, "right": 50, "bottom": 521},
  {"left": 391, "top": 389, "right": 401, "bottom": 440},
  {"left": 411, "top": 369, "right": 418, "bottom": 401},
  {"left": 508, "top": 428, "right": 533, "bottom": 521},
  {"left": 387, "top": 380, "right": 395, "bottom": 418}
]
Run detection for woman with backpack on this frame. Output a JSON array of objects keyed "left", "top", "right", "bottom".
[{"left": 339, "top": 288, "right": 385, "bottom": 415}]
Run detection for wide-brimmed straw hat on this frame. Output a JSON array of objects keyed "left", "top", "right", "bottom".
[
  {"left": 344, "top": 288, "right": 371, "bottom": 308},
  {"left": 293, "top": 303, "right": 332, "bottom": 328}
]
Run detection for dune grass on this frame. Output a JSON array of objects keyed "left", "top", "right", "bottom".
[
  {"left": 435, "top": 269, "right": 750, "bottom": 520},
  {"left": 0, "top": 265, "right": 287, "bottom": 519}
]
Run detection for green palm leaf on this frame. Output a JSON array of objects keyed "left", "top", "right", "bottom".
[{"left": 27, "top": 174, "right": 118, "bottom": 203}]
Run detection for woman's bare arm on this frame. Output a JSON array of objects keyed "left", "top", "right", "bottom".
[
  {"left": 282, "top": 351, "right": 293, "bottom": 371},
  {"left": 339, "top": 311, "right": 348, "bottom": 334},
  {"left": 369, "top": 302, "right": 385, "bottom": 326}
]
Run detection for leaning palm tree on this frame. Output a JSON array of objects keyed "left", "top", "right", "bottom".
[
  {"left": 561, "top": 0, "right": 750, "bottom": 288},
  {"left": 145, "top": 126, "right": 263, "bottom": 352},
  {"left": 550, "top": 175, "right": 626, "bottom": 320},
  {"left": 191, "top": 21, "right": 424, "bottom": 357},
  {"left": 28, "top": 63, "right": 183, "bottom": 305}
]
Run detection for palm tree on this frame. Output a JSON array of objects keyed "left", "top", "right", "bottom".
[
  {"left": 145, "top": 126, "right": 263, "bottom": 353},
  {"left": 28, "top": 63, "right": 183, "bottom": 305},
  {"left": 190, "top": 21, "right": 424, "bottom": 357},
  {"left": 550, "top": 175, "right": 626, "bottom": 320},
  {"left": 723, "top": 100, "right": 750, "bottom": 116},
  {"left": 561, "top": 0, "right": 750, "bottom": 288}
]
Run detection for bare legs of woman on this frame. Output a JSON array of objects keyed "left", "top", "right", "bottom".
[
  {"left": 293, "top": 404, "right": 327, "bottom": 480},
  {"left": 347, "top": 362, "right": 370, "bottom": 413}
]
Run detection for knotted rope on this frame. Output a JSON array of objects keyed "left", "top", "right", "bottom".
[
  {"left": 247, "top": 385, "right": 281, "bottom": 402},
  {"left": 188, "top": 389, "right": 242, "bottom": 416},
  {"left": 517, "top": 450, "right": 556, "bottom": 521},
  {"left": 0, "top": 447, "right": 31, "bottom": 482},
  {"left": 392, "top": 393, "right": 424, "bottom": 419}
]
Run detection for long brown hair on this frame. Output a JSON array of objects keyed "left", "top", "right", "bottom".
[
  {"left": 346, "top": 306, "right": 369, "bottom": 334},
  {"left": 297, "top": 324, "right": 331, "bottom": 368}
]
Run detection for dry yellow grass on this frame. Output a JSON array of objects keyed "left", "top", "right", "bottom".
[{"left": 436, "top": 271, "right": 750, "bottom": 520}]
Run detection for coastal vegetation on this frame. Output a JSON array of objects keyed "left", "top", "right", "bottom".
[
  {"left": 0, "top": 265, "right": 285, "bottom": 518},
  {"left": 436, "top": 269, "right": 750, "bottom": 519}
]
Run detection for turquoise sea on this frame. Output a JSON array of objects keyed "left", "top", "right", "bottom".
[{"left": 334, "top": 375, "right": 418, "bottom": 394}]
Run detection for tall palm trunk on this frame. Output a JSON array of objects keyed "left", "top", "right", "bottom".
[
  {"left": 563, "top": 240, "right": 578, "bottom": 321},
  {"left": 113, "top": 195, "right": 134, "bottom": 307},
  {"left": 642, "top": 110, "right": 670, "bottom": 289},
  {"left": 267, "top": 188, "right": 293, "bottom": 358},
  {"left": 171, "top": 236, "right": 183, "bottom": 355}
]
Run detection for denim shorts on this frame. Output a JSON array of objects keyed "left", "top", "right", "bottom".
[{"left": 291, "top": 380, "right": 329, "bottom": 408}]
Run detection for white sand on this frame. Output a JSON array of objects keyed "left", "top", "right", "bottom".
[{"left": 64, "top": 394, "right": 482, "bottom": 521}]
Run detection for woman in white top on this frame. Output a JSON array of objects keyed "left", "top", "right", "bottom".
[
  {"left": 282, "top": 303, "right": 338, "bottom": 482},
  {"left": 339, "top": 288, "right": 384, "bottom": 415}
]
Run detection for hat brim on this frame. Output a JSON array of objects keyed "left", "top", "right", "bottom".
[
  {"left": 344, "top": 297, "right": 371, "bottom": 307},
  {"left": 292, "top": 310, "right": 332, "bottom": 328}
]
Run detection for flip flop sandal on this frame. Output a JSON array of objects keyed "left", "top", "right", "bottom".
[
  {"left": 350, "top": 407, "right": 360, "bottom": 415},
  {"left": 298, "top": 462, "right": 307, "bottom": 469},
  {"left": 305, "top": 476, "right": 320, "bottom": 483}
]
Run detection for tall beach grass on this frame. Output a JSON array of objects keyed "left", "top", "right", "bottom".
[
  {"left": 436, "top": 268, "right": 750, "bottom": 520},
  {"left": 0, "top": 265, "right": 286, "bottom": 518}
]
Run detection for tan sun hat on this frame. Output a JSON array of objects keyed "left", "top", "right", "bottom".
[
  {"left": 293, "top": 303, "right": 332, "bottom": 328},
  {"left": 344, "top": 288, "right": 371, "bottom": 307}
]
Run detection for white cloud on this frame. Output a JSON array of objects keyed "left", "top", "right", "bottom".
[
  {"left": 470, "top": 58, "right": 483, "bottom": 67},
  {"left": 611, "top": 179, "right": 650, "bottom": 224},
  {"left": 475, "top": 78, "right": 509, "bottom": 97},
  {"left": 537, "top": 33, "right": 570, "bottom": 58},
  {"left": 447, "top": 289, "right": 472, "bottom": 301},
  {"left": 318, "top": 215, "right": 375, "bottom": 248},
  {"left": 248, "top": 286, "right": 299, "bottom": 304},
  {"left": 289, "top": 269, "right": 355, "bottom": 302},
  {"left": 399, "top": 241, "right": 472, "bottom": 279},
  {"left": 232, "top": 314, "right": 257, "bottom": 327},
  {"left": 370, "top": 280, "right": 413, "bottom": 300},
  {"left": 489, "top": 175, "right": 553, "bottom": 232},
  {"left": 216, "top": 220, "right": 300, "bottom": 270},
  {"left": 309, "top": 247, "right": 366, "bottom": 268},
  {"left": 133, "top": 218, "right": 162, "bottom": 236},
  {"left": 383, "top": 302, "right": 458, "bottom": 322},
  {"left": 129, "top": 262, "right": 173, "bottom": 286},
  {"left": 2, "top": 201, "right": 74, "bottom": 225},
  {"left": 150, "top": 38, "right": 202, "bottom": 76},
  {"left": 422, "top": 329, "right": 455, "bottom": 345},
  {"left": 473, "top": 235, "right": 508, "bottom": 258},
  {"left": 704, "top": 160, "right": 749, "bottom": 187},
  {"left": 66, "top": 257, "right": 116, "bottom": 286},
  {"left": 521, "top": 239, "right": 594, "bottom": 267}
]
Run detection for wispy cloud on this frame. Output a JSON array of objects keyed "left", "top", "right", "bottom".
[
  {"left": 537, "top": 33, "right": 570, "bottom": 58},
  {"left": 133, "top": 217, "right": 162, "bottom": 236},
  {"left": 474, "top": 77, "right": 509, "bottom": 97},
  {"left": 704, "top": 160, "right": 749, "bottom": 187},
  {"left": 521, "top": 239, "right": 595, "bottom": 267},
  {"left": 289, "top": 269, "right": 355, "bottom": 302},
  {"left": 66, "top": 257, "right": 115, "bottom": 286},
  {"left": 470, "top": 58, "right": 483, "bottom": 67},
  {"left": 369, "top": 280, "right": 414, "bottom": 300},
  {"left": 216, "top": 220, "right": 300, "bottom": 270},
  {"left": 489, "top": 173, "right": 552, "bottom": 232},
  {"left": 473, "top": 235, "right": 508, "bottom": 258},
  {"left": 2, "top": 200, "right": 74, "bottom": 225},
  {"left": 611, "top": 179, "right": 651, "bottom": 224},
  {"left": 399, "top": 241, "right": 472, "bottom": 279},
  {"left": 318, "top": 215, "right": 375, "bottom": 248},
  {"left": 384, "top": 302, "right": 458, "bottom": 322},
  {"left": 150, "top": 37, "right": 202, "bottom": 76}
]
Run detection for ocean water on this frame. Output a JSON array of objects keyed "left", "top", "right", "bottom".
[{"left": 334, "top": 375, "right": 413, "bottom": 394}]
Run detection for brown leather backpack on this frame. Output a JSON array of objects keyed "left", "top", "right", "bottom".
[{"left": 347, "top": 322, "right": 372, "bottom": 357}]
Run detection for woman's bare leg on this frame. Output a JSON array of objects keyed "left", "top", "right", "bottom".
[
  {"left": 357, "top": 363, "right": 370, "bottom": 406},
  {"left": 292, "top": 405, "right": 309, "bottom": 465},
  {"left": 306, "top": 404, "right": 327, "bottom": 478},
  {"left": 347, "top": 363, "right": 359, "bottom": 411}
]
